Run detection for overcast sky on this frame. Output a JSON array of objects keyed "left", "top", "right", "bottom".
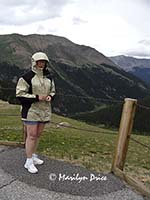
[{"left": 0, "top": 0, "right": 150, "bottom": 58}]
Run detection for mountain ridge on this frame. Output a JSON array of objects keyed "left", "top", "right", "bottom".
[
  {"left": 110, "top": 55, "right": 150, "bottom": 71},
  {"left": 0, "top": 33, "right": 115, "bottom": 68},
  {"left": 110, "top": 55, "right": 150, "bottom": 84},
  {"left": 0, "top": 34, "right": 149, "bottom": 115}
]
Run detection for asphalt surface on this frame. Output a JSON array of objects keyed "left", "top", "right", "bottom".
[{"left": 0, "top": 145, "right": 149, "bottom": 200}]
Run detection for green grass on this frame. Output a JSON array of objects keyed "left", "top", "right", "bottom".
[
  {"left": 125, "top": 136, "right": 150, "bottom": 188},
  {"left": 0, "top": 100, "right": 149, "bottom": 189}
]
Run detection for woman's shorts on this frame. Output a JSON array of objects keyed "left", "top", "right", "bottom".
[{"left": 23, "top": 120, "right": 49, "bottom": 125}]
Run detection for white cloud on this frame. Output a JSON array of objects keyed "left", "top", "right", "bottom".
[
  {"left": 72, "top": 17, "right": 88, "bottom": 25},
  {"left": 0, "top": 0, "right": 72, "bottom": 25},
  {"left": 0, "top": 0, "right": 149, "bottom": 57},
  {"left": 124, "top": 38, "right": 150, "bottom": 58}
]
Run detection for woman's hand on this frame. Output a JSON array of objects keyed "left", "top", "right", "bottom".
[
  {"left": 46, "top": 96, "right": 52, "bottom": 102},
  {"left": 38, "top": 95, "right": 51, "bottom": 101},
  {"left": 38, "top": 95, "right": 47, "bottom": 101}
]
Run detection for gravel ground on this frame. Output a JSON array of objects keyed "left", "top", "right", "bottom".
[{"left": 0, "top": 145, "right": 149, "bottom": 200}]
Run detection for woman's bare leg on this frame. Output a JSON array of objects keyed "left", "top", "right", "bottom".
[
  {"left": 25, "top": 124, "right": 38, "bottom": 158},
  {"left": 33, "top": 123, "right": 45, "bottom": 154}
]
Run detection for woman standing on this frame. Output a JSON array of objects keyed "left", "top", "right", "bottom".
[{"left": 16, "top": 52, "right": 56, "bottom": 174}]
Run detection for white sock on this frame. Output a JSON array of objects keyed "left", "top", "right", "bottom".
[
  {"left": 26, "top": 158, "right": 33, "bottom": 165},
  {"left": 32, "top": 153, "right": 38, "bottom": 158}
]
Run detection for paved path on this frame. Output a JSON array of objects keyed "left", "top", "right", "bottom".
[{"left": 0, "top": 145, "right": 149, "bottom": 200}]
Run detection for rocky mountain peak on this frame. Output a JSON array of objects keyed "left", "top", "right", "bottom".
[{"left": 0, "top": 33, "right": 116, "bottom": 68}]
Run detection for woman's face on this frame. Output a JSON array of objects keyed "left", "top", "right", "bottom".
[{"left": 36, "top": 60, "right": 46, "bottom": 70}]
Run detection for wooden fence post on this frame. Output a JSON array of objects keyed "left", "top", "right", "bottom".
[{"left": 111, "top": 98, "right": 137, "bottom": 171}]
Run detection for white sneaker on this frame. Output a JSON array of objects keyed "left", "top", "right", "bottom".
[
  {"left": 32, "top": 154, "right": 44, "bottom": 165},
  {"left": 24, "top": 159, "right": 38, "bottom": 174},
  {"left": 33, "top": 157, "right": 44, "bottom": 165}
]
